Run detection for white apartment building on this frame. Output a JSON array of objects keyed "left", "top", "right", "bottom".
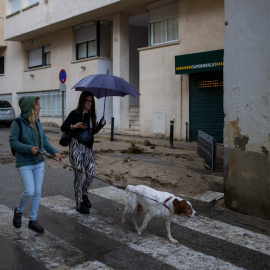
[{"left": 0, "top": 0, "right": 224, "bottom": 141}]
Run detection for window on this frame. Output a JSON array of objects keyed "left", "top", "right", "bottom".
[
  {"left": 76, "top": 25, "right": 97, "bottom": 60},
  {"left": 28, "top": 45, "right": 51, "bottom": 69},
  {"left": 10, "top": 0, "right": 20, "bottom": 13},
  {"left": 0, "top": 57, "right": 4, "bottom": 74},
  {"left": 17, "top": 91, "right": 65, "bottom": 117},
  {"left": 27, "top": 0, "right": 38, "bottom": 6},
  {"left": 0, "top": 94, "right": 12, "bottom": 104},
  {"left": 149, "top": 2, "right": 179, "bottom": 46},
  {"left": 151, "top": 16, "right": 178, "bottom": 45},
  {"left": 75, "top": 21, "right": 112, "bottom": 60},
  {"left": 44, "top": 45, "right": 51, "bottom": 65}
]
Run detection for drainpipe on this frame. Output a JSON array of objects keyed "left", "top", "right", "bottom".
[{"left": 180, "top": 74, "right": 183, "bottom": 140}]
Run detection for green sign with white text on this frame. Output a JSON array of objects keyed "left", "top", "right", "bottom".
[{"left": 175, "top": 49, "right": 224, "bottom": 74}]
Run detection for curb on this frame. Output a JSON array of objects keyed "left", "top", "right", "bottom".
[{"left": 95, "top": 135, "right": 197, "bottom": 152}]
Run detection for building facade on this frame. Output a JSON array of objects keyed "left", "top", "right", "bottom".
[
  {"left": 224, "top": 0, "right": 270, "bottom": 219},
  {"left": 0, "top": 0, "right": 224, "bottom": 141}
]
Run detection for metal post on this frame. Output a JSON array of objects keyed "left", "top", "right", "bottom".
[
  {"left": 170, "top": 120, "right": 174, "bottom": 148},
  {"left": 110, "top": 117, "right": 114, "bottom": 141},
  {"left": 62, "top": 91, "right": 65, "bottom": 123},
  {"left": 185, "top": 122, "right": 189, "bottom": 142}
]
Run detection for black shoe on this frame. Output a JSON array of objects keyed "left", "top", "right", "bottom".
[
  {"left": 83, "top": 194, "right": 91, "bottom": 208},
  {"left": 13, "top": 207, "right": 22, "bottom": 228},
  {"left": 76, "top": 203, "right": 90, "bottom": 214},
  {"left": 28, "top": 220, "right": 44, "bottom": 233}
]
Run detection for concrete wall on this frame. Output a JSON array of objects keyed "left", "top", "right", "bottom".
[
  {"left": 129, "top": 25, "right": 148, "bottom": 107},
  {"left": 1, "top": 0, "right": 225, "bottom": 138},
  {"left": 0, "top": 25, "right": 110, "bottom": 125},
  {"left": 224, "top": 0, "right": 270, "bottom": 219},
  {"left": 139, "top": 0, "right": 224, "bottom": 139},
  {"left": 4, "top": 0, "right": 120, "bottom": 41},
  {"left": 0, "top": 41, "right": 24, "bottom": 109},
  {"left": 0, "top": 0, "right": 7, "bottom": 47}
]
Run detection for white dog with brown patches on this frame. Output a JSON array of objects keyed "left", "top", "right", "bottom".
[{"left": 121, "top": 185, "right": 197, "bottom": 244}]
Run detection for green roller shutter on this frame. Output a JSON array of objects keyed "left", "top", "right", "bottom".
[{"left": 189, "top": 71, "right": 224, "bottom": 143}]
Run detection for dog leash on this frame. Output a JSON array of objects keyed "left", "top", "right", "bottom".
[
  {"left": 43, "top": 152, "right": 174, "bottom": 210},
  {"left": 43, "top": 152, "right": 106, "bottom": 182}
]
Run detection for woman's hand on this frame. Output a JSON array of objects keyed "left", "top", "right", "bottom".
[
  {"left": 100, "top": 117, "right": 106, "bottom": 126},
  {"left": 55, "top": 153, "right": 62, "bottom": 162},
  {"left": 72, "top": 122, "right": 88, "bottom": 129},
  {"left": 31, "top": 146, "right": 39, "bottom": 155}
]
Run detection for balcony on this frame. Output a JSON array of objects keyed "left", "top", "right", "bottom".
[
  {"left": 0, "top": 1, "right": 7, "bottom": 47},
  {"left": 4, "top": 0, "right": 122, "bottom": 42},
  {"left": 4, "top": 0, "right": 156, "bottom": 42}
]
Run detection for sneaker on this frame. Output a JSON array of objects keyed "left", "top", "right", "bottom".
[
  {"left": 28, "top": 220, "right": 44, "bottom": 233},
  {"left": 13, "top": 207, "right": 22, "bottom": 228},
  {"left": 76, "top": 203, "right": 90, "bottom": 214},
  {"left": 83, "top": 194, "right": 91, "bottom": 208}
]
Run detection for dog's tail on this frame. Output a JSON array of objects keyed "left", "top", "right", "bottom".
[{"left": 125, "top": 185, "right": 137, "bottom": 210}]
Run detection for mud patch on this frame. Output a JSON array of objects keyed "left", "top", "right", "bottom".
[
  {"left": 121, "top": 142, "right": 145, "bottom": 154},
  {"left": 0, "top": 156, "right": 14, "bottom": 164}
]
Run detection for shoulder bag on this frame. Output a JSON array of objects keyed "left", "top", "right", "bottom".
[{"left": 59, "top": 131, "right": 72, "bottom": 146}]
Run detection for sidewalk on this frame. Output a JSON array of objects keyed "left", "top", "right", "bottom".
[
  {"left": 43, "top": 123, "right": 224, "bottom": 202},
  {"left": 96, "top": 131, "right": 199, "bottom": 151},
  {"left": 43, "top": 124, "right": 198, "bottom": 151}
]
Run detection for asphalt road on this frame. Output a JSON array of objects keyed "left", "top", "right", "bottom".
[{"left": 1, "top": 125, "right": 270, "bottom": 270}]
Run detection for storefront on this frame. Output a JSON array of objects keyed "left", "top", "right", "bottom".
[{"left": 175, "top": 50, "right": 224, "bottom": 143}]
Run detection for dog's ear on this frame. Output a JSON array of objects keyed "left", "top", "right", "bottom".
[{"left": 173, "top": 199, "right": 187, "bottom": 215}]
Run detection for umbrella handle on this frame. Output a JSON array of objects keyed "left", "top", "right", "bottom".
[{"left": 103, "top": 91, "right": 107, "bottom": 117}]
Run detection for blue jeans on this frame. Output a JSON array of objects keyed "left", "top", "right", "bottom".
[{"left": 17, "top": 162, "right": 45, "bottom": 221}]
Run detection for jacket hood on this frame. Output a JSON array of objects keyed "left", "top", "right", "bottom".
[{"left": 19, "top": 96, "right": 37, "bottom": 120}]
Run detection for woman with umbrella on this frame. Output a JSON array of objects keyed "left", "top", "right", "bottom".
[{"left": 61, "top": 91, "right": 106, "bottom": 214}]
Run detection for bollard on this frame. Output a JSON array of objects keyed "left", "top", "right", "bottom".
[
  {"left": 62, "top": 91, "right": 65, "bottom": 124},
  {"left": 110, "top": 117, "right": 114, "bottom": 141},
  {"left": 170, "top": 120, "right": 174, "bottom": 148},
  {"left": 185, "top": 122, "right": 189, "bottom": 142}
]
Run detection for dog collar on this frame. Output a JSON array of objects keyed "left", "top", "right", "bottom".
[{"left": 163, "top": 197, "right": 173, "bottom": 211}]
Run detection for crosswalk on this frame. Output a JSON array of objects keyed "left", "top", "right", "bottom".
[{"left": 0, "top": 185, "right": 270, "bottom": 270}]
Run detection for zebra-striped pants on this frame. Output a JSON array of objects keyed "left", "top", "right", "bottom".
[{"left": 69, "top": 138, "right": 95, "bottom": 209}]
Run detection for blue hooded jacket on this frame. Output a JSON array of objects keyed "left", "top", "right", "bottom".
[{"left": 9, "top": 96, "right": 58, "bottom": 168}]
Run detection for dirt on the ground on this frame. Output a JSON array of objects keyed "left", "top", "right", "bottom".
[{"left": 45, "top": 133, "right": 224, "bottom": 198}]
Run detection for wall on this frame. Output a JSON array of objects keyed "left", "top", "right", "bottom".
[
  {"left": 224, "top": 0, "right": 270, "bottom": 219},
  {"left": 0, "top": 25, "right": 108, "bottom": 126},
  {"left": 0, "top": 0, "right": 7, "bottom": 47},
  {"left": 129, "top": 25, "right": 148, "bottom": 107},
  {"left": 0, "top": 41, "right": 24, "bottom": 110},
  {"left": 4, "top": 0, "right": 120, "bottom": 41},
  {"left": 139, "top": 0, "right": 224, "bottom": 139}
]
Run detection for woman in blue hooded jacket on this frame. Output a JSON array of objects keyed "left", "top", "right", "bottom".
[{"left": 9, "top": 96, "right": 62, "bottom": 233}]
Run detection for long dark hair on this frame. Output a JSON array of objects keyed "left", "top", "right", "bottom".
[{"left": 76, "top": 91, "right": 97, "bottom": 131}]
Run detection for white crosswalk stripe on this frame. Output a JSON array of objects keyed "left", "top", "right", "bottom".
[
  {"left": 89, "top": 186, "right": 270, "bottom": 256},
  {"left": 1, "top": 185, "right": 269, "bottom": 269},
  {"left": 69, "top": 260, "right": 114, "bottom": 270},
  {"left": 41, "top": 195, "right": 245, "bottom": 270},
  {"left": 0, "top": 205, "right": 84, "bottom": 270},
  {"left": 0, "top": 204, "right": 115, "bottom": 270}
]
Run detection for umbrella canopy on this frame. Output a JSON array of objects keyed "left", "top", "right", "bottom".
[{"left": 71, "top": 74, "right": 140, "bottom": 98}]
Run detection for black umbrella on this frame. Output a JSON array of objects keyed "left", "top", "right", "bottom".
[{"left": 71, "top": 73, "right": 140, "bottom": 116}]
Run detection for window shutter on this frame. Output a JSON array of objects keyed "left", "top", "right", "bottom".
[
  {"left": 44, "top": 45, "right": 51, "bottom": 53},
  {"left": 10, "top": 0, "right": 20, "bottom": 13},
  {"left": 29, "top": 47, "right": 42, "bottom": 68},
  {"left": 149, "top": 2, "right": 178, "bottom": 23},
  {"left": 76, "top": 25, "right": 96, "bottom": 44},
  {"left": 27, "top": 0, "right": 38, "bottom": 6}
]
